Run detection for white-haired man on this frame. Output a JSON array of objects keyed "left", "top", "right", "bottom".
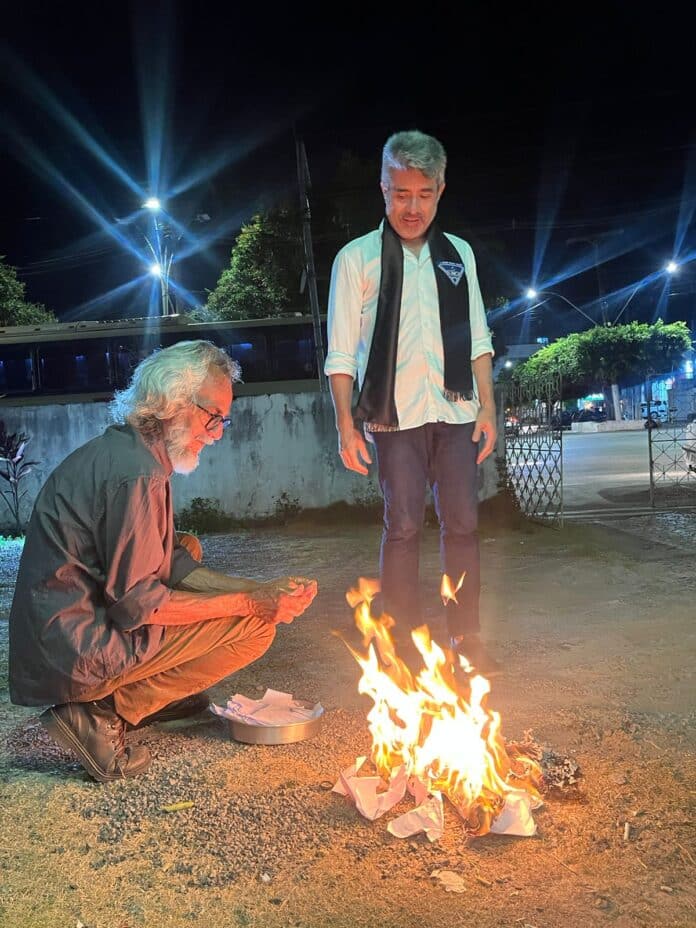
[{"left": 9, "top": 340, "right": 317, "bottom": 782}]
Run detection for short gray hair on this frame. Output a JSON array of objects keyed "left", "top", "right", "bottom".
[
  {"left": 109, "top": 340, "right": 241, "bottom": 436},
  {"left": 381, "top": 130, "right": 447, "bottom": 187}
]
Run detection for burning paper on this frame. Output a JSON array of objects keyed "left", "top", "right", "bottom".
[
  {"left": 337, "top": 578, "right": 543, "bottom": 838},
  {"left": 211, "top": 688, "right": 323, "bottom": 726},
  {"left": 332, "top": 757, "right": 407, "bottom": 820}
]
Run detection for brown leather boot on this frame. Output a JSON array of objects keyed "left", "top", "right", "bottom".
[{"left": 40, "top": 701, "right": 151, "bottom": 782}]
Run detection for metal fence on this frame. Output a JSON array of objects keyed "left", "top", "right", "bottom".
[
  {"left": 648, "top": 420, "right": 696, "bottom": 507},
  {"left": 502, "top": 374, "right": 564, "bottom": 526}
]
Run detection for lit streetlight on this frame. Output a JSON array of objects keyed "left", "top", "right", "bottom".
[
  {"left": 524, "top": 288, "right": 596, "bottom": 325},
  {"left": 141, "top": 196, "right": 176, "bottom": 316},
  {"left": 609, "top": 261, "right": 679, "bottom": 324},
  {"left": 527, "top": 261, "right": 681, "bottom": 328}
]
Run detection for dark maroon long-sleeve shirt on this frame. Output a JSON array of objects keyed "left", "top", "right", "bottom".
[{"left": 9, "top": 424, "right": 198, "bottom": 706}]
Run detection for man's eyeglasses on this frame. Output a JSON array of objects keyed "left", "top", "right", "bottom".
[{"left": 194, "top": 402, "right": 231, "bottom": 432}]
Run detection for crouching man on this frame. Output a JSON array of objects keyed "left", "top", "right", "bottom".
[{"left": 8, "top": 340, "right": 317, "bottom": 782}]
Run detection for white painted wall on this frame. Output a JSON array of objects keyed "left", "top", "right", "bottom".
[{"left": 0, "top": 393, "right": 499, "bottom": 530}]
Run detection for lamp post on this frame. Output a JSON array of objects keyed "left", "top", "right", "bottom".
[
  {"left": 524, "top": 288, "right": 595, "bottom": 325},
  {"left": 143, "top": 196, "right": 178, "bottom": 316},
  {"left": 527, "top": 261, "right": 680, "bottom": 329}
]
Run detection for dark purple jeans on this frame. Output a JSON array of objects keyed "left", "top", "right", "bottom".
[{"left": 373, "top": 421, "right": 480, "bottom": 639}]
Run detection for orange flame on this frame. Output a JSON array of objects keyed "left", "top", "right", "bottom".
[
  {"left": 343, "top": 577, "right": 542, "bottom": 835},
  {"left": 440, "top": 572, "right": 465, "bottom": 606}
]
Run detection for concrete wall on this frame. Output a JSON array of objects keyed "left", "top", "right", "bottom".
[{"left": 0, "top": 393, "right": 499, "bottom": 531}]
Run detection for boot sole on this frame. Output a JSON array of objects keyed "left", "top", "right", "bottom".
[{"left": 41, "top": 708, "right": 150, "bottom": 783}]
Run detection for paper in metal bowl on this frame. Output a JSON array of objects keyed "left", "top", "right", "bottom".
[{"left": 226, "top": 701, "right": 323, "bottom": 745}]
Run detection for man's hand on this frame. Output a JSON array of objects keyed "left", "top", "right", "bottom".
[
  {"left": 472, "top": 403, "right": 497, "bottom": 465},
  {"left": 338, "top": 424, "right": 372, "bottom": 475},
  {"left": 250, "top": 577, "right": 318, "bottom": 625}
]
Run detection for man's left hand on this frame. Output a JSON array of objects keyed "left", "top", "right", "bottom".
[{"left": 472, "top": 404, "right": 497, "bottom": 465}]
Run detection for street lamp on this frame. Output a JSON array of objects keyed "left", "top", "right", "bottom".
[
  {"left": 608, "top": 261, "right": 679, "bottom": 324},
  {"left": 141, "top": 196, "right": 177, "bottom": 316},
  {"left": 524, "top": 288, "right": 596, "bottom": 325},
  {"left": 527, "top": 261, "right": 681, "bottom": 328}
]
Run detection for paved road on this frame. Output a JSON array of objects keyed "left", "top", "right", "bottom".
[{"left": 562, "top": 429, "right": 651, "bottom": 511}]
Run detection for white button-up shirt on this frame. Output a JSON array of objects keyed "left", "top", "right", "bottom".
[{"left": 324, "top": 224, "right": 494, "bottom": 430}]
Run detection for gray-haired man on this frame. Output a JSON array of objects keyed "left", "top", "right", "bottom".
[{"left": 325, "top": 130, "right": 497, "bottom": 672}]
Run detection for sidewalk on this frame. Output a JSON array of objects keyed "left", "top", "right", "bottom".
[{"left": 0, "top": 509, "right": 694, "bottom": 928}]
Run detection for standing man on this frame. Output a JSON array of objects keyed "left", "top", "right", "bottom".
[
  {"left": 325, "top": 130, "right": 497, "bottom": 672},
  {"left": 9, "top": 340, "right": 317, "bottom": 782}
]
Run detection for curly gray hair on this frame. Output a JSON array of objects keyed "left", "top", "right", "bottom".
[
  {"left": 381, "top": 130, "right": 447, "bottom": 187},
  {"left": 109, "top": 340, "right": 241, "bottom": 436}
]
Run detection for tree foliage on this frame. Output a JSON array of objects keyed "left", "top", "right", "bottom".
[
  {"left": 512, "top": 321, "right": 692, "bottom": 398},
  {"left": 205, "top": 210, "right": 303, "bottom": 320},
  {"left": 0, "top": 256, "right": 56, "bottom": 327}
]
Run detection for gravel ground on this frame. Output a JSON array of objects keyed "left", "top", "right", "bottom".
[{"left": 1, "top": 513, "right": 695, "bottom": 928}]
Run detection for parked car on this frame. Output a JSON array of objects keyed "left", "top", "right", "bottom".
[
  {"left": 641, "top": 400, "right": 668, "bottom": 423},
  {"left": 572, "top": 408, "right": 607, "bottom": 423},
  {"left": 551, "top": 411, "right": 574, "bottom": 430}
]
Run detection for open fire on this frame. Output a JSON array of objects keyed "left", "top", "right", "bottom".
[{"left": 341, "top": 577, "right": 543, "bottom": 837}]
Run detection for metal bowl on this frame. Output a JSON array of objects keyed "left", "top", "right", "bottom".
[{"left": 226, "top": 700, "right": 323, "bottom": 745}]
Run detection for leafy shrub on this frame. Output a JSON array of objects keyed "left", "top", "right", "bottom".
[
  {"left": 176, "top": 497, "right": 234, "bottom": 535},
  {"left": 0, "top": 422, "right": 39, "bottom": 536}
]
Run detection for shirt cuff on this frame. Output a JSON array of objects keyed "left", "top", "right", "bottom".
[
  {"left": 169, "top": 546, "right": 200, "bottom": 587},
  {"left": 105, "top": 579, "right": 172, "bottom": 631},
  {"left": 324, "top": 351, "right": 358, "bottom": 378},
  {"left": 471, "top": 341, "right": 495, "bottom": 361}
]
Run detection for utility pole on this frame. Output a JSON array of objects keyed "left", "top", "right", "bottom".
[{"left": 295, "top": 133, "right": 327, "bottom": 391}]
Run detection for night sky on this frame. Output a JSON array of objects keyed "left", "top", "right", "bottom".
[{"left": 1, "top": 2, "right": 694, "bottom": 338}]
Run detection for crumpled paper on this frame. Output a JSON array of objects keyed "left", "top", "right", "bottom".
[
  {"left": 334, "top": 757, "right": 541, "bottom": 839},
  {"left": 489, "top": 789, "right": 542, "bottom": 836},
  {"left": 332, "top": 757, "right": 407, "bottom": 820},
  {"left": 388, "top": 790, "right": 444, "bottom": 842},
  {"left": 210, "top": 688, "right": 323, "bottom": 726},
  {"left": 430, "top": 869, "right": 467, "bottom": 893}
]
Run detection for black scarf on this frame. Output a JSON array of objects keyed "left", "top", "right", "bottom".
[{"left": 354, "top": 220, "right": 473, "bottom": 427}]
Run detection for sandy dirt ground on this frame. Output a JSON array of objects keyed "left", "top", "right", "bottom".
[{"left": 1, "top": 507, "right": 694, "bottom": 928}]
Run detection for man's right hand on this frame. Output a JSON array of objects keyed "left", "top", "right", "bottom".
[
  {"left": 246, "top": 578, "right": 318, "bottom": 625},
  {"left": 338, "top": 424, "right": 372, "bottom": 475}
]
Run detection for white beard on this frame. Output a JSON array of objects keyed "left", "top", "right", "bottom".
[
  {"left": 172, "top": 452, "right": 200, "bottom": 475},
  {"left": 164, "top": 423, "right": 202, "bottom": 475}
]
